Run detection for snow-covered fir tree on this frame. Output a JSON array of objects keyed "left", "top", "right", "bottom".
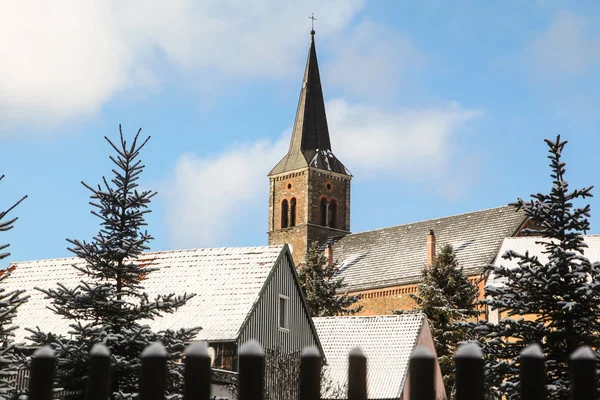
[
  {"left": 0, "top": 177, "right": 27, "bottom": 400},
  {"left": 27, "top": 127, "right": 199, "bottom": 400},
  {"left": 399, "top": 244, "right": 478, "bottom": 399},
  {"left": 469, "top": 135, "right": 599, "bottom": 400},
  {"left": 297, "top": 241, "right": 361, "bottom": 316}
]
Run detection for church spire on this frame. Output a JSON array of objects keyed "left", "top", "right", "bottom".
[{"left": 269, "top": 29, "right": 349, "bottom": 176}]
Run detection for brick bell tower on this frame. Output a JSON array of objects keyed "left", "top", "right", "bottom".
[{"left": 268, "top": 29, "right": 352, "bottom": 267}]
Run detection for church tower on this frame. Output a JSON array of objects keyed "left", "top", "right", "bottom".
[{"left": 268, "top": 30, "right": 352, "bottom": 267}]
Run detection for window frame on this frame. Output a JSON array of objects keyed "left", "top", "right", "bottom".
[
  {"left": 290, "top": 197, "right": 297, "bottom": 227},
  {"left": 278, "top": 294, "right": 290, "bottom": 332},
  {"left": 281, "top": 199, "right": 289, "bottom": 228}
]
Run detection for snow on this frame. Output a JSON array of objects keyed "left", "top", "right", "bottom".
[
  {"left": 455, "top": 342, "right": 482, "bottom": 359},
  {"left": 313, "top": 314, "right": 425, "bottom": 400},
  {"left": 348, "top": 347, "right": 365, "bottom": 358},
  {"left": 411, "top": 345, "right": 434, "bottom": 359},
  {"left": 34, "top": 345, "right": 55, "bottom": 358},
  {"left": 239, "top": 340, "right": 263, "bottom": 356},
  {"left": 570, "top": 346, "right": 596, "bottom": 360},
  {"left": 185, "top": 341, "right": 209, "bottom": 357},
  {"left": 301, "top": 345, "right": 321, "bottom": 358},
  {"left": 5, "top": 246, "right": 284, "bottom": 343},
  {"left": 520, "top": 343, "right": 543, "bottom": 359},
  {"left": 90, "top": 343, "right": 111, "bottom": 357},
  {"left": 141, "top": 341, "right": 166, "bottom": 358}
]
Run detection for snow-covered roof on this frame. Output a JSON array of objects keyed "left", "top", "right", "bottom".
[
  {"left": 332, "top": 206, "right": 527, "bottom": 291},
  {"left": 312, "top": 314, "right": 425, "bottom": 400},
  {"left": 487, "top": 235, "right": 600, "bottom": 287},
  {"left": 5, "top": 246, "right": 285, "bottom": 343}
]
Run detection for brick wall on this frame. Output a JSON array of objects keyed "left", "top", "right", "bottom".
[
  {"left": 350, "top": 274, "right": 487, "bottom": 316},
  {"left": 268, "top": 167, "right": 351, "bottom": 267},
  {"left": 269, "top": 225, "right": 309, "bottom": 267},
  {"left": 307, "top": 170, "right": 351, "bottom": 231},
  {"left": 268, "top": 170, "right": 309, "bottom": 232}
]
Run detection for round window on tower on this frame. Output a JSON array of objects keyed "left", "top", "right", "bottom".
[
  {"left": 287, "top": 183, "right": 292, "bottom": 189},
  {"left": 326, "top": 183, "right": 332, "bottom": 190}
]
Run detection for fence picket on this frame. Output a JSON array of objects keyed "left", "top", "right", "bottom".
[
  {"left": 85, "top": 343, "right": 112, "bottom": 400},
  {"left": 348, "top": 347, "right": 367, "bottom": 400},
  {"left": 239, "top": 340, "right": 265, "bottom": 400},
  {"left": 300, "top": 346, "right": 321, "bottom": 400},
  {"left": 139, "top": 342, "right": 168, "bottom": 400},
  {"left": 184, "top": 341, "right": 211, "bottom": 400},
  {"left": 519, "top": 344, "right": 545, "bottom": 400},
  {"left": 409, "top": 346, "right": 435, "bottom": 400},
  {"left": 20, "top": 339, "right": 600, "bottom": 400},
  {"left": 454, "top": 342, "right": 483, "bottom": 400},
  {"left": 28, "top": 346, "right": 55, "bottom": 400},
  {"left": 570, "top": 346, "right": 596, "bottom": 400}
]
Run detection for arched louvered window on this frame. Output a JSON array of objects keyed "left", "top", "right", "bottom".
[
  {"left": 320, "top": 198, "right": 328, "bottom": 226},
  {"left": 290, "top": 198, "right": 297, "bottom": 227},
  {"left": 328, "top": 199, "right": 337, "bottom": 228},
  {"left": 281, "top": 200, "right": 289, "bottom": 228}
]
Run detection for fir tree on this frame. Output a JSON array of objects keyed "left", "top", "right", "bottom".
[
  {"left": 400, "top": 244, "right": 478, "bottom": 399},
  {"left": 0, "top": 177, "right": 27, "bottom": 400},
  {"left": 27, "top": 127, "right": 199, "bottom": 400},
  {"left": 470, "top": 135, "right": 598, "bottom": 400},
  {"left": 297, "top": 241, "right": 361, "bottom": 317}
]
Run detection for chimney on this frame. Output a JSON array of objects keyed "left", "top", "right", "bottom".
[
  {"left": 426, "top": 230, "right": 436, "bottom": 266},
  {"left": 324, "top": 243, "right": 334, "bottom": 266}
]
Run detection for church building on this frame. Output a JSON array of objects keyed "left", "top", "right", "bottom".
[
  {"left": 268, "top": 30, "right": 532, "bottom": 316},
  {"left": 267, "top": 29, "right": 351, "bottom": 268}
]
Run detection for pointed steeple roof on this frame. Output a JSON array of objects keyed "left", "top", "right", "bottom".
[{"left": 269, "top": 31, "right": 349, "bottom": 176}]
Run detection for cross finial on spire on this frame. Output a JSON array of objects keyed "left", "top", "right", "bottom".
[{"left": 309, "top": 13, "right": 317, "bottom": 35}]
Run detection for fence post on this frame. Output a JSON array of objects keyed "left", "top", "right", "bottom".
[
  {"left": 300, "top": 346, "right": 322, "bottom": 400},
  {"left": 85, "top": 343, "right": 112, "bottom": 400},
  {"left": 454, "top": 342, "right": 483, "bottom": 400},
  {"left": 410, "top": 346, "right": 435, "bottom": 400},
  {"left": 570, "top": 346, "right": 596, "bottom": 400},
  {"left": 239, "top": 340, "right": 264, "bottom": 400},
  {"left": 28, "top": 345, "right": 55, "bottom": 400},
  {"left": 139, "top": 342, "right": 167, "bottom": 400},
  {"left": 348, "top": 347, "right": 367, "bottom": 400},
  {"left": 184, "top": 341, "right": 211, "bottom": 400},
  {"left": 520, "top": 343, "right": 545, "bottom": 400}
]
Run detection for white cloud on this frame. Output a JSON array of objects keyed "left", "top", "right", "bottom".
[
  {"left": 0, "top": 0, "right": 364, "bottom": 129},
  {"left": 162, "top": 99, "right": 479, "bottom": 248},
  {"left": 323, "top": 21, "right": 426, "bottom": 99},
  {"left": 327, "top": 99, "right": 480, "bottom": 179},
  {"left": 161, "top": 135, "right": 289, "bottom": 248},
  {"left": 529, "top": 10, "right": 600, "bottom": 79}
]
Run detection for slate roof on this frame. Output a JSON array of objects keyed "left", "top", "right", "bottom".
[
  {"left": 332, "top": 206, "right": 528, "bottom": 291},
  {"left": 269, "top": 32, "right": 349, "bottom": 176},
  {"left": 4, "top": 246, "right": 285, "bottom": 343},
  {"left": 313, "top": 314, "right": 425, "bottom": 400},
  {"left": 488, "top": 235, "right": 600, "bottom": 287}
]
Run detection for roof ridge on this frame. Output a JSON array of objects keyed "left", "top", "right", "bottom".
[
  {"left": 9, "top": 245, "right": 284, "bottom": 265},
  {"left": 313, "top": 313, "right": 424, "bottom": 321},
  {"left": 346, "top": 205, "right": 518, "bottom": 237}
]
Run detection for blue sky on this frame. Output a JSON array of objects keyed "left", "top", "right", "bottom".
[{"left": 1, "top": 1, "right": 599, "bottom": 264}]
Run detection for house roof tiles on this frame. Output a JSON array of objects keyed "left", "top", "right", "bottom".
[
  {"left": 5, "top": 246, "right": 285, "bottom": 343},
  {"left": 332, "top": 206, "right": 528, "bottom": 291},
  {"left": 313, "top": 314, "right": 425, "bottom": 400}
]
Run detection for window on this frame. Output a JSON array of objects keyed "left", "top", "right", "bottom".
[
  {"left": 278, "top": 294, "right": 289, "bottom": 330},
  {"left": 328, "top": 199, "right": 337, "bottom": 228},
  {"left": 207, "top": 342, "right": 236, "bottom": 371},
  {"left": 290, "top": 198, "right": 296, "bottom": 227},
  {"left": 320, "top": 198, "right": 328, "bottom": 226},
  {"left": 281, "top": 200, "right": 289, "bottom": 228}
]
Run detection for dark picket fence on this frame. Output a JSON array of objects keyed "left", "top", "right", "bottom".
[{"left": 24, "top": 340, "right": 597, "bottom": 400}]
